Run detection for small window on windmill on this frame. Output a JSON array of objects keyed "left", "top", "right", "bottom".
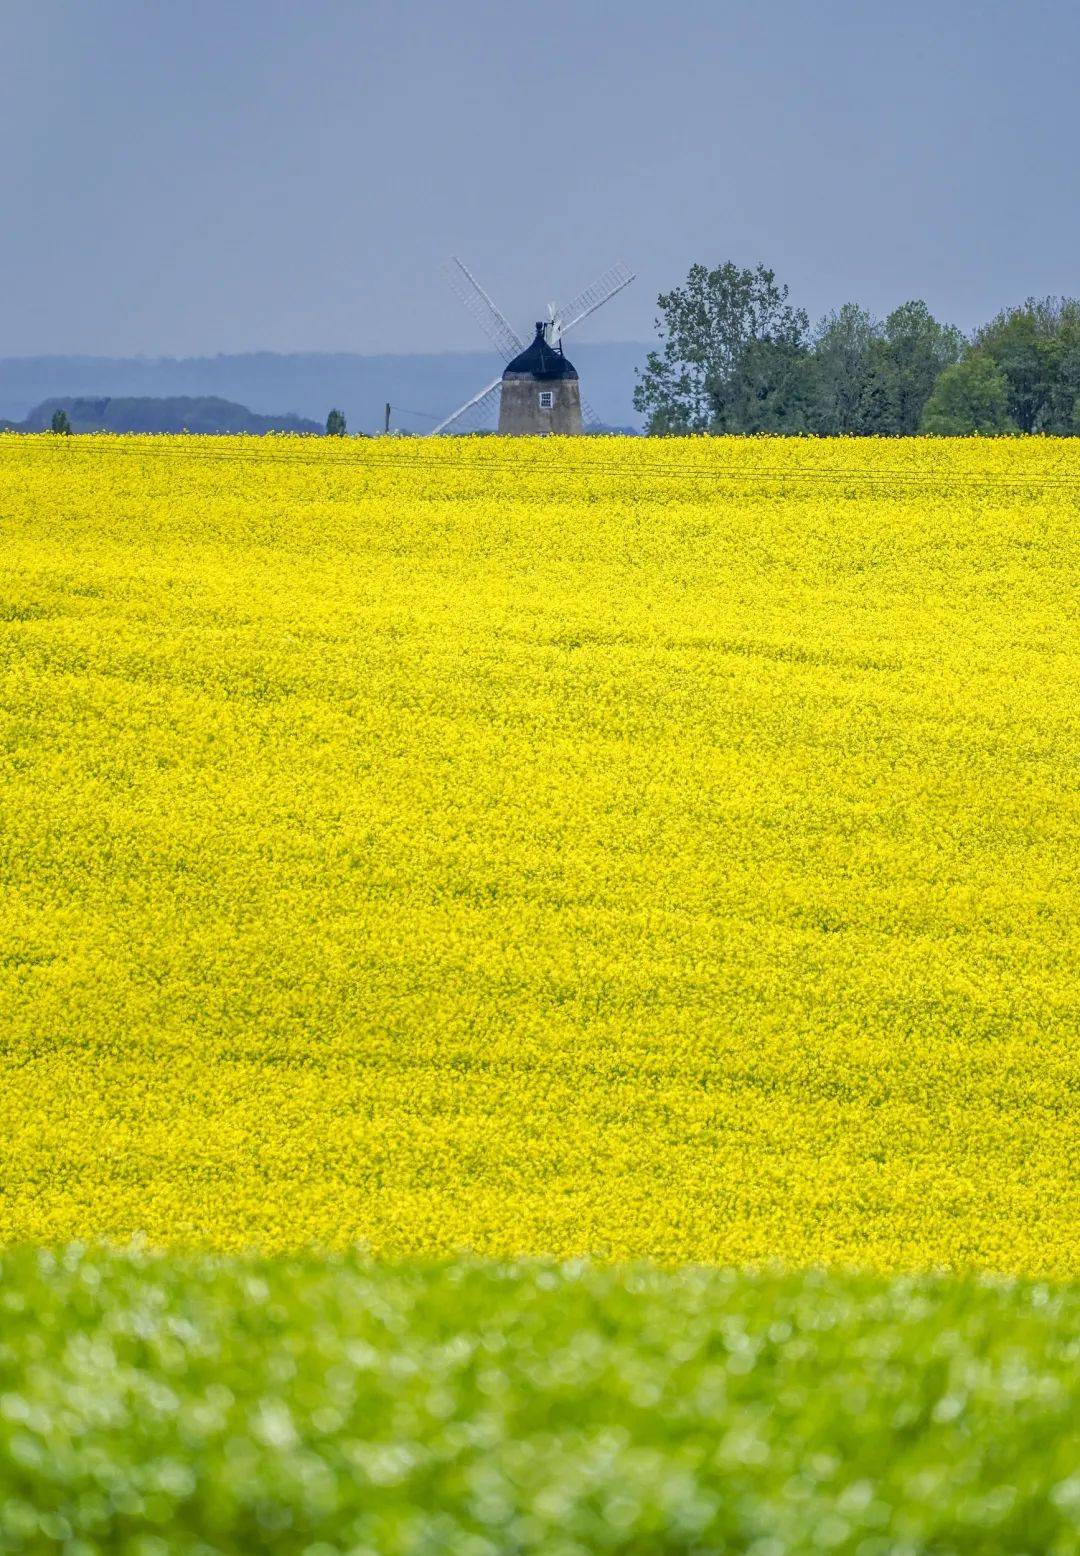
[{"left": 538, "top": 390, "right": 554, "bottom": 409}]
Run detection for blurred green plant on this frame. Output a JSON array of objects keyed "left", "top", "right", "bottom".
[{"left": 0, "top": 1249, "right": 1076, "bottom": 1554}]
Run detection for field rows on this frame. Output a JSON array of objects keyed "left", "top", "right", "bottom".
[{"left": 1, "top": 434, "right": 1078, "bottom": 1273}]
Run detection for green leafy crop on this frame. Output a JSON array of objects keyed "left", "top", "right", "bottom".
[{"left": 0, "top": 1249, "right": 1076, "bottom": 1554}]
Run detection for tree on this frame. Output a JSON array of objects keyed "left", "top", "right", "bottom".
[
  {"left": 973, "top": 302, "right": 1054, "bottom": 433},
  {"left": 975, "top": 297, "right": 1080, "bottom": 433},
  {"left": 713, "top": 335, "right": 819, "bottom": 433},
  {"left": 852, "top": 357, "right": 899, "bottom": 435},
  {"left": 875, "top": 302, "right": 964, "bottom": 434},
  {"left": 326, "top": 408, "right": 347, "bottom": 437},
  {"left": 810, "top": 304, "right": 880, "bottom": 434},
  {"left": 1045, "top": 300, "right": 1080, "bottom": 433},
  {"left": 633, "top": 262, "right": 812, "bottom": 434},
  {"left": 920, "top": 354, "right": 1012, "bottom": 434},
  {"left": 50, "top": 408, "right": 71, "bottom": 435}
]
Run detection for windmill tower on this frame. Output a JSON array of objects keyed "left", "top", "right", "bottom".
[
  {"left": 499, "top": 323, "right": 581, "bottom": 434},
  {"left": 431, "top": 258, "right": 635, "bottom": 435}
]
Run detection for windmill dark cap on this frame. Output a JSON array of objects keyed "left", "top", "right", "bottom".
[{"left": 503, "top": 322, "right": 579, "bottom": 381}]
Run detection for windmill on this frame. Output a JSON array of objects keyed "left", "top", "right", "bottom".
[{"left": 431, "top": 257, "right": 635, "bottom": 435}]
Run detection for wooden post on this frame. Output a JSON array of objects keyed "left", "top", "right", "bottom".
[{"left": 384, "top": 402, "right": 391, "bottom": 436}]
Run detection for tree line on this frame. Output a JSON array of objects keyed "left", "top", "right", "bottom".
[{"left": 634, "top": 263, "right": 1080, "bottom": 436}]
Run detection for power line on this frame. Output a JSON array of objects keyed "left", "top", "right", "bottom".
[{"left": 6, "top": 437, "right": 1080, "bottom": 490}]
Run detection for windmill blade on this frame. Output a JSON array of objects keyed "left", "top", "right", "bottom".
[
  {"left": 580, "top": 394, "right": 604, "bottom": 432},
  {"left": 549, "top": 260, "right": 636, "bottom": 345},
  {"left": 442, "top": 258, "right": 525, "bottom": 363},
  {"left": 429, "top": 376, "right": 503, "bottom": 436}
]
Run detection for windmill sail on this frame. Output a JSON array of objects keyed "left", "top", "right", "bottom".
[
  {"left": 579, "top": 395, "right": 603, "bottom": 432},
  {"left": 429, "top": 376, "right": 503, "bottom": 436},
  {"left": 548, "top": 260, "right": 636, "bottom": 346},
  {"left": 442, "top": 259, "right": 525, "bottom": 363}
]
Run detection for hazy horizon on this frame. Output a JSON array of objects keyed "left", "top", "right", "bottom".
[
  {"left": 0, "top": 342, "right": 649, "bottom": 364},
  {"left": 0, "top": 342, "right": 651, "bottom": 432},
  {"left": 4, "top": 0, "right": 1079, "bottom": 360}
]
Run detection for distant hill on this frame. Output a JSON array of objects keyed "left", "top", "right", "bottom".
[
  {"left": 17, "top": 396, "right": 322, "bottom": 435},
  {"left": 0, "top": 346, "right": 648, "bottom": 435}
]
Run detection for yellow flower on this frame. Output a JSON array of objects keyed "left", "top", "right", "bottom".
[{"left": 0, "top": 431, "right": 1076, "bottom": 1276}]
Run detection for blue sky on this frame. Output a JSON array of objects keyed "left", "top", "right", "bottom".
[{"left": 3, "top": 0, "right": 1078, "bottom": 356}]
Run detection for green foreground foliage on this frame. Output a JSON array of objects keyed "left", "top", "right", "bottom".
[{"left": 0, "top": 1249, "right": 1076, "bottom": 1555}]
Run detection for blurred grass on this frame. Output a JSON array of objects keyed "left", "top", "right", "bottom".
[{"left": 0, "top": 1248, "right": 1076, "bottom": 1554}]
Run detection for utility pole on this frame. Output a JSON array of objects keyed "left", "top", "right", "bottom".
[{"left": 384, "top": 402, "right": 391, "bottom": 436}]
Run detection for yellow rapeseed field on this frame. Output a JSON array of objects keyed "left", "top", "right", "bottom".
[{"left": 1, "top": 433, "right": 1077, "bottom": 1275}]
